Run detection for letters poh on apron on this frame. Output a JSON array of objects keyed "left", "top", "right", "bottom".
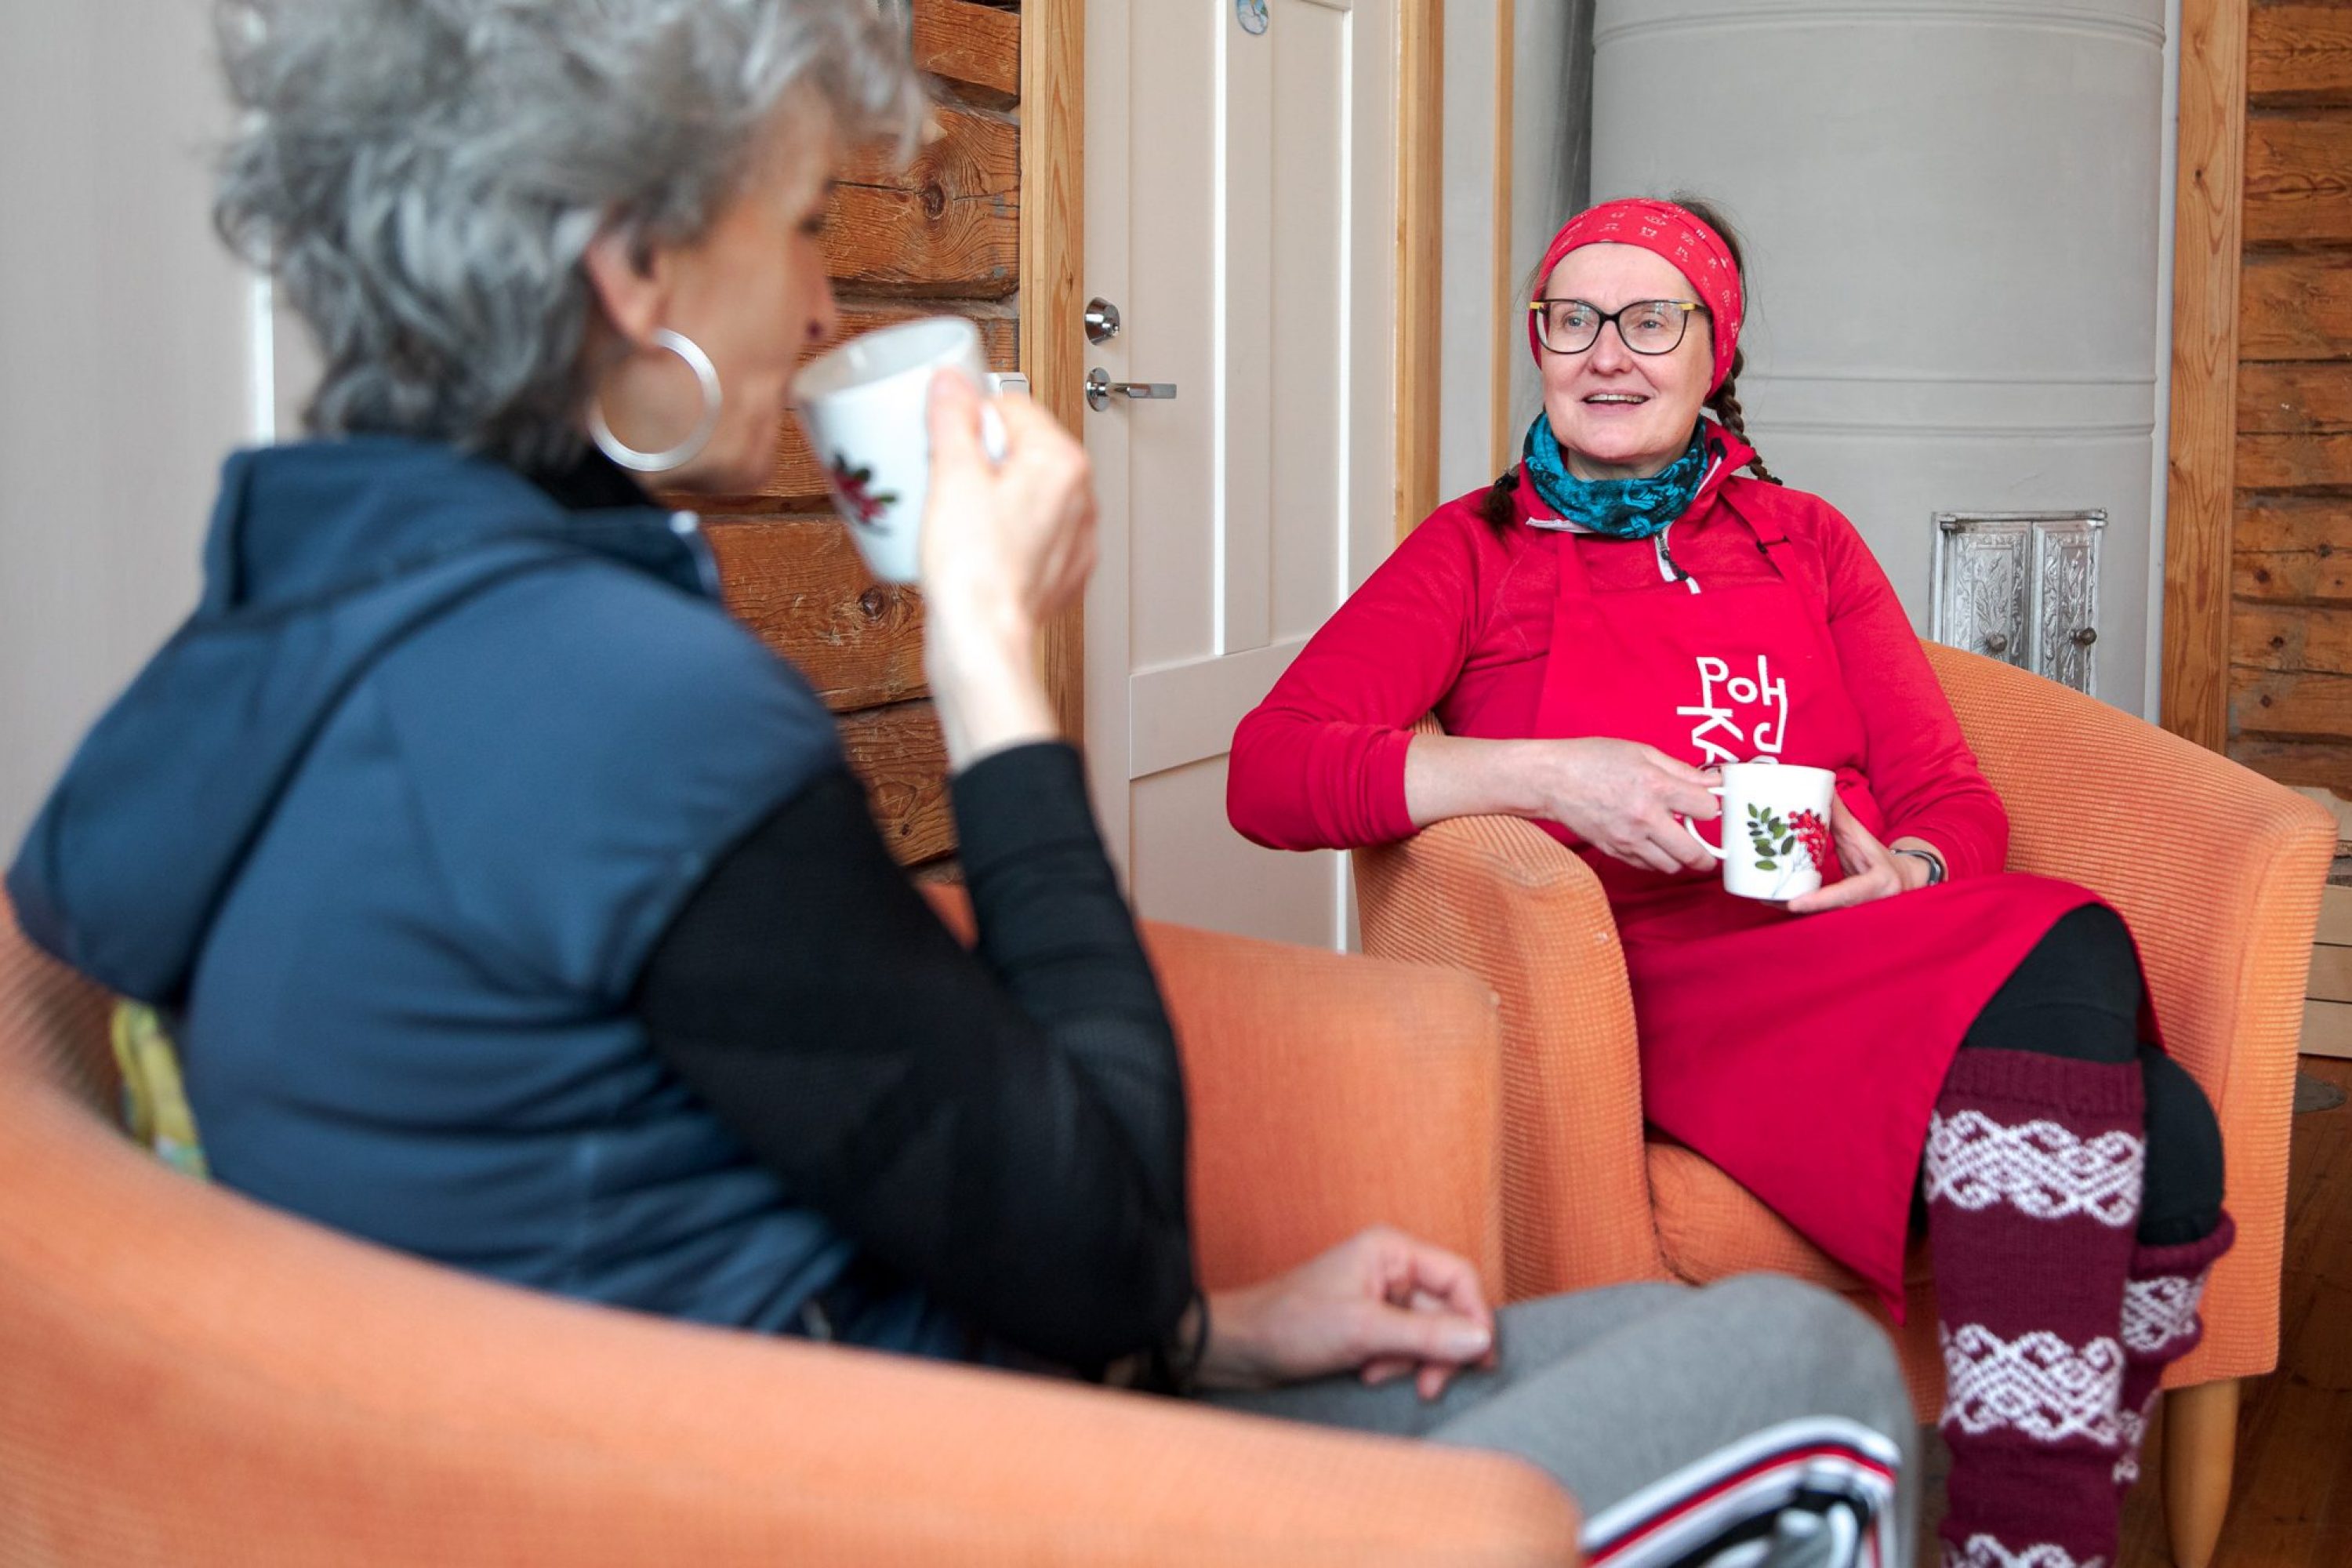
[{"left": 1678, "top": 655, "right": 1790, "bottom": 766}]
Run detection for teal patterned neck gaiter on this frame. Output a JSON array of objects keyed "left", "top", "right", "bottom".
[{"left": 1522, "top": 416, "right": 1710, "bottom": 540}]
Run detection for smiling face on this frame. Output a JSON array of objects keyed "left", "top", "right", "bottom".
[{"left": 1537, "top": 241, "right": 1714, "bottom": 481}]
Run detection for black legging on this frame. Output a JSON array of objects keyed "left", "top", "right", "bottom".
[{"left": 1927, "top": 904, "right": 2226, "bottom": 1247}]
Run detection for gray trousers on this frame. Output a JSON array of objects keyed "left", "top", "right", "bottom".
[{"left": 1207, "top": 1275, "right": 1919, "bottom": 1568}]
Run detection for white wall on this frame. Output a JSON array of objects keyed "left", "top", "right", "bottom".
[
  {"left": 1436, "top": 0, "right": 1593, "bottom": 503},
  {"left": 0, "top": 2, "right": 265, "bottom": 844},
  {"left": 1439, "top": 0, "right": 1503, "bottom": 500},
  {"left": 1592, "top": 0, "right": 2170, "bottom": 714},
  {"left": 1506, "top": 0, "right": 1588, "bottom": 443}
]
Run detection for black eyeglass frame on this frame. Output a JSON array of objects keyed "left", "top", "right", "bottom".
[{"left": 1529, "top": 298, "right": 1709, "bottom": 357}]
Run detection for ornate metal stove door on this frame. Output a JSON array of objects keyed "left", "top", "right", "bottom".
[{"left": 1931, "top": 511, "right": 2106, "bottom": 696}]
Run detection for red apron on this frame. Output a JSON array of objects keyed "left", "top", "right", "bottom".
[{"left": 1529, "top": 499, "right": 2103, "bottom": 1316}]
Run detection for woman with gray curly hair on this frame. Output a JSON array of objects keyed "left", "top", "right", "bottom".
[{"left": 9, "top": 3, "right": 1915, "bottom": 1559}]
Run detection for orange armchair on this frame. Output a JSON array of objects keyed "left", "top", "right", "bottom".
[
  {"left": 1352, "top": 642, "right": 2336, "bottom": 1568},
  {"left": 0, "top": 897, "right": 1580, "bottom": 1566}
]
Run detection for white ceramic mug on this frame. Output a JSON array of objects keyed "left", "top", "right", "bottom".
[
  {"left": 791, "top": 316, "right": 1013, "bottom": 584},
  {"left": 1680, "top": 762, "right": 1839, "bottom": 901}
]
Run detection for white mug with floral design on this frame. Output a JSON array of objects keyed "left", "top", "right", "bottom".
[
  {"left": 791, "top": 316, "right": 1012, "bottom": 584},
  {"left": 1679, "top": 761, "right": 1838, "bottom": 901}
]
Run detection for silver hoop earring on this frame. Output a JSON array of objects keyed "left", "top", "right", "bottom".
[{"left": 590, "top": 328, "right": 724, "bottom": 474}]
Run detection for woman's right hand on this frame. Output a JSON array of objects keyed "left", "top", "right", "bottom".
[
  {"left": 918, "top": 369, "right": 1098, "bottom": 767},
  {"left": 920, "top": 368, "right": 1096, "bottom": 647},
  {"left": 1519, "top": 737, "right": 1722, "bottom": 875}
]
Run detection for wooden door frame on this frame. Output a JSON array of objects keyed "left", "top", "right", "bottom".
[
  {"left": 1022, "top": 0, "right": 1088, "bottom": 743},
  {"left": 1490, "top": 0, "right": 1518, "bottom": 481},
  {"left": 2161, "top": 0, "right": 2249, "bottom": 751},
  {"left": 1396, "top": 0, "right": 1446, "bottom": 540}
]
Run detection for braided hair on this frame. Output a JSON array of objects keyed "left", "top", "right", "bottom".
[
  {"left": 1676, "top": 197, "right": 1780, "bottom": 488},
  {"left": 1479, "top": 195, "right": 1779, "bottom": 535}
]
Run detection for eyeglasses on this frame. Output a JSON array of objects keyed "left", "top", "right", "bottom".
[{"left": 1530, "top": 298, "right": 1708, "bottom": 357}]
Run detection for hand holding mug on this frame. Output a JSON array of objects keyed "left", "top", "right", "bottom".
[
  {"left": 793, "top": 315, "right": 1098, "bottom": 768},
  {"left": 1782, "top": 799, "right": 1935, "bottom": 914},
  {"left": 1525, "top": 739, "right": 1721, "bottom": 877},
  {"left": 918, "top": 370, "right": 1097, "bottom": 641}
]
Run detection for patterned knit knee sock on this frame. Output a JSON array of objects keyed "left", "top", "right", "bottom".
[
  {"left": 2111, "top": 1214, "right": 2236, "bottom": 1498},
  {"left": 1926, "top": 1049, "right": 2145, "bottom": 1568}
]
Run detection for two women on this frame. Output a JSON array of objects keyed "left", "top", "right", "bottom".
[
  {"left": 10, "top": 6, "right": 1914, "bottom": 1566},
  {"left": 1230, "top": 197, "right": 2233, "bottom": 1568}
]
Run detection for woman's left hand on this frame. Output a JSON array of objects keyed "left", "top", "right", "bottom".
[
  {"left": 1783, "top": 797, "right": 1936, "bottom": 914},
  {"left": 1197, "top": 1226, "right": 1497, "bottom": 1400}
]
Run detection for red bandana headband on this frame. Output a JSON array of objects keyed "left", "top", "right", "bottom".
[{"left": 1528, "top": 199, "right": 1744, "bottom": 397}]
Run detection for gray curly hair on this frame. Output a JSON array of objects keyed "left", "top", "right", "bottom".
[{"left": 215, "top": 0, "right": 924, "bottom": 470}]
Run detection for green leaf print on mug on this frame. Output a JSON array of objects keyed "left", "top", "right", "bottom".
[{"left": 1748, "top": 804, "right": 1791, "bottom": 873}]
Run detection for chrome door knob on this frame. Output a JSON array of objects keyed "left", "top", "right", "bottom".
[
  {"left": 1086, "top": 368, "right": 1178, "bottom": 412},
  {"left": 1085, "top": 298, "right": 1122, "bottom": 345}
]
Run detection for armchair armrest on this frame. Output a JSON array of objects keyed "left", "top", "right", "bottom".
[
  {"left": 1924, "top": 641, "right": 2336, "bottom": 1382},
  {"left": 0, "top": 1077, "right": 1578, "bottom": 1566},
  {"left": 1351, "top": 814, "right": 1665, "bottom": 1301}
]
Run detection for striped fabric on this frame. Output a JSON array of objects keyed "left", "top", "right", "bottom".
[{"left": 1580, "top": 1417, "right": 1902, "bottom": 1568}]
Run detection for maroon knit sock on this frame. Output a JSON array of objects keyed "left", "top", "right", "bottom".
[
  {"left": 2110, "top": 1213, "right": 2236, "bottom": 1499},
  {"left": 1926, "top": 1049, "right": 2145, "bottom": 1568}
]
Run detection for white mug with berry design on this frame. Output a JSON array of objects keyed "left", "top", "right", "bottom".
[
  {"left": 1679, "top": 762, "right": 1838, "bottom": 901},
  {"left": 791, "top": 316, "right": 1014, "bottom": 584}
]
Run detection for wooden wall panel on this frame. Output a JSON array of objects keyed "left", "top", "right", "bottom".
[
  {"left": 2239, "top": 432, "right": 2352, "bottom": 488},
  {"left": 2238, "top": 361, "right": 2352, "bottom": 431},
  {"left": 2242, "top": 112, "right": 2352, "bottom": 242},
  {"left": 2192, "top": 0, "right": 2352, "bottom": 792},
  {"left": 838, "top": 700, "right": 955, "bottom": 863},
  {"left": 2239, "top": 251, "right": 2352, "bottom": 360},
  {"left": 2234, "top": 666, "right": 2352, "bottom": 736},
  {"left": 2249, "top": 3, "right": 2352, "bottom": 100},
  {"left": 2234, "top": 601, "right": 2352, "bottom": 672},
  {"left": 826, "top": 103, "right": 1019, "bottom": 296},
  {"left": 2235, "top": 495, "right": 2352, "bottom": 602},
  {"left": 2230, "top": 735, "right": 2352, "bottom": 786},
  {"left": 705, "top": 517, "right": 929, "bottom": 712},
  {"left": 913, "top": 0, "right": 1021, "bottom": 109}
]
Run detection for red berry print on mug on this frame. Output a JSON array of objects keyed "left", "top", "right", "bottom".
[
  {"left": 826, "top": 453, "right": 898, "bottom": 531},
  {"left": 1789, "top": 809, "right": 1833, "bottom": 879}
]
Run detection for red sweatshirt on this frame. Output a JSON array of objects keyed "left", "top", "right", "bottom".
[{"left": 1226, "top": 439, "right": 2009, "bottom": 879}]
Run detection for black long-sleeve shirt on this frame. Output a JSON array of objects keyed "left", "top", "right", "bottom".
[{"left": 631, "top": 740, "right": 1196, "bottom": 1371}]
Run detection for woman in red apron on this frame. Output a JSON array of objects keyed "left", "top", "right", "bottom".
[{"left": 1230, "top": 198, "right": 2233, "bottom": 1568}]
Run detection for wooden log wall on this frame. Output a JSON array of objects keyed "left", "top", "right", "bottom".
[
  {"left": 2228, "top": 0, "right": 2352, "bottom": 789},
  {"left": 677, "top": 0, "right": 1022, "bottom": 871}
]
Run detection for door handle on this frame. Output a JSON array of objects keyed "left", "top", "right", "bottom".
[{"left": 1086, "top": 368, "right": 1178, "bottom": 412}]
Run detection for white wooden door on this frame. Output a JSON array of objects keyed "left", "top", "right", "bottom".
[{"left": 1082, "top": 0, "right": 1399, "bottom": 948}]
